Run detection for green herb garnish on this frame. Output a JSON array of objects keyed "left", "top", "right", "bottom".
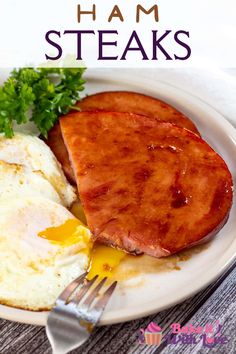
[{"left": 0, "top": 67, "right": 86, "bottom": 138}]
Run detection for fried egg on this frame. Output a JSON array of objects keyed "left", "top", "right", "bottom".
[
  {"left": 0, "top": 160, "right": 62, "bottom": 204},
  {"left": 0, "top": 133, "right": 76, "bottom": 207},
  {"left": 0, "top": 197, "right": 91, "bottom": 311}
]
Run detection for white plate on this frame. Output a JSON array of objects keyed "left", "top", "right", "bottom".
[{"left": 0, "top": 71, "right": 236, "bottom": 326}]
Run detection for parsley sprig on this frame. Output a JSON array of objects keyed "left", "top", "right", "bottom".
[{"left": 0, "top": 67, "right": 86, "bottom": 138}]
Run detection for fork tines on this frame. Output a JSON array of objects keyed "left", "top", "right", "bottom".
[
  {"left": 46, "top": 272, "right": 117, "bottom": 353},
  {"left": 56, "top": 272, "right": 117, "bottom": 323}
]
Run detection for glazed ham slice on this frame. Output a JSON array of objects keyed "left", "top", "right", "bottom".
[
  {"left": 78, "top": 91, "right": 200, "bottom": 135},
  {"left": 46, "top": 91, "right": 199, "bottom": 183},
  {"left": 60, "top": 111, "right": 232, "bottom": 257}
]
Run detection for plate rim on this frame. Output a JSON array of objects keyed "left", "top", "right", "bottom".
[{"left": 0, "top": 71, "right": 236, "bottom": 326}]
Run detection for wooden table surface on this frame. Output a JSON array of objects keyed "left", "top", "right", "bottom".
[{"left": 0, "top": 260, "right": 235, "bottom": 354}]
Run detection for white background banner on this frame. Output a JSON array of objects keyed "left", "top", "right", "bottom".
[{"left": 0, "top": 0, "right": 236, "bottom": 68}]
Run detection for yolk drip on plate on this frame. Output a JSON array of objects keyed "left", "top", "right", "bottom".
[
  {"left": 38, "top": 219, "right": 90, "bottom": 247},
  {"left": 87, "top": 245, "right": 126, "bottom": 279}
]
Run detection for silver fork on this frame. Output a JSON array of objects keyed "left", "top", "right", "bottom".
[{"left": 46, "top": 272, "right": 117, "bottom": 354}]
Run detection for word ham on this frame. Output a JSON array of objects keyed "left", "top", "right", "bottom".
[{"left": 77, "top": 4, "right": 159, "bottom": 23}]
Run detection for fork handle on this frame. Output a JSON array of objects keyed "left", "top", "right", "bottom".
[{"left": 52, "top": 348, "right": 68, "bottom": 354}]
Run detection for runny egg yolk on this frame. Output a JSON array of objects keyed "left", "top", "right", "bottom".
[
  {"left": 87, "top": 245, "right": 126, "bottom": 279},
  {"left": 38, "top": 219, "right": 90, "bottom": 247}
]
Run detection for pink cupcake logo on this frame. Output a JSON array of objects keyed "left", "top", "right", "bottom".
[{"left": 138, "top": 322, "right": 162, "bottom": 345}]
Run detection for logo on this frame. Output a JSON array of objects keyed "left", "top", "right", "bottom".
[
  {"left": 138, "top": 321, "right": 228, "bottom": 348},
  {"left": 138, "top": 322, "right": 162, "bottom": 345}
]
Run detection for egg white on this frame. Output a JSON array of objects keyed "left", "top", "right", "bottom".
[
  {"left": 0, "top": 160, "right": 62, "bottom": 204},
  {"left": 0, "top": 197, "right": 91, "bottom": 311},
  {"left": 0, "top": 133, "right": 76, "bottom": 207}
]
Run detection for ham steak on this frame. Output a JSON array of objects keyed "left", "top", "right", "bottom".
[
  {"left": 78, "top": 91, "right": 200, "bottom": 135},
  {"left": 46, "top": 91, "right": 199, "bottom": 183},
  {"left": 60, "top": 111, "right": 233, "bottom": 257}
]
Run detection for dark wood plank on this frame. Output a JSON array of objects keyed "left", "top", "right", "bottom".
[
  {"left": 0, "top": 321, "right": 43, "bottom": 354},
  {"left": 0, "top": 262, "right": 235, "bottom": 354}
]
